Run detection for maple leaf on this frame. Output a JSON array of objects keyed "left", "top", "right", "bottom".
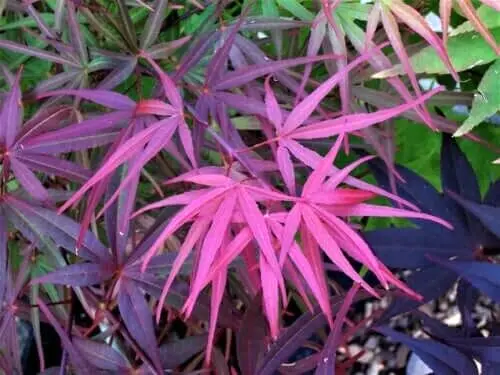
[
  {"left": 275, "top": 134, "right": 451, "bottom": 322},
  {"left": 0, "top": 70, "right": 92, "bottom": 204}
]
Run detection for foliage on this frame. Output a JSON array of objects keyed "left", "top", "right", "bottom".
[{"left": 0, "top": 0, "right": 498, "bottom": 374}]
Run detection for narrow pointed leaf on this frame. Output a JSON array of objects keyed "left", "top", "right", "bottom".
[
  {"left": 0, "top": 214, "right": 7, "bottom": 304},
  {"left": 285, "top": 139, "right": 418, "bottom": 210},
  {"left": 58, "top": 119, "right": 173, "bottom": 213},
  {"left": 140, "top": 0, "right": 168, "bottom": 49},
  {"left": 141, "top": 187, "right": 230, "bottom": 272},
  {"left": 364, "top": 228, "right": 469, "bottom": 268},
  {"left": 156, "top": 335, "right": 208, "bottom": 370},
  {"left": 9, "top": 158, "right": 50, "bottom": 203},
  {"left": 146, "top": 36, "right": 192, "bottom": 59},
  {"left": 0, "top": 70, "right": 21, "bottom": 147},
  {"left": 454, "top": 59, "right": 500, "bottom": 136},
  {"left": 456, "top": 0, "right": 500, "bottom": 55},
  {"left": 380, "top": 5, "right": 426, "bottom": 126},
  {"left": 303, "top": 134, "right": 344, "bottom": 196},
  {"left": 204, "top": 266, "right": 227, "bottom": 366},
  {"left": 388, "top": 0, "right": 459, "bottom": 80},
  {"left": 377, "top": 326, "right": 477, "bottom": 375},
  {"left": 237, "top": 187, "right": 283, "bottom": 289},
  {"left": 118, "top": 280, "right": 162, "bottom": 373},
  {"left": 16, "top": 153, "right": 91, "bottom": 183},
  {"left": 214, "top": 54, "right": 339, "bottom": 91},
  {"left": 291, "top": 87, "right": 442, "bottom": 139},
  {"left": 31, "top": 263, "right": 111, "bottom": 287},
  {"left": 0, "top": 40, "right": 80, "bottom": 67},
  {"left": 379, "top": 266, "right": 457, "bottom": 322},
  {"left": 365, "top": 155, "right": 466, "bottom": 231},
  {"left": 276, "top": 145, "right": 296, "bottom": 195},
  {"left": 440, "top": 0, "right": 452, "bottom": 48},
  {"left": 237, "top": 293, "right": 267, "bottom": 375},
  {"left": 300, "top": 205, "right": 371, "bottom": 292},
  {"left": 5, "top": 197, "right": 109, "bottom": 262},
  {"left": 260, "top": 254, "right": 280, "bottom": 339},
  {"left": 37, "top": 298, "right": 90, "bottom": 372},
  {"left": 433, "top": 259, "right": 500, "bottom": 303},
  {"left": 73, "top": 338, "right": 130, "bottom": 372},
  {"left": 189, "top": 193, "right": 236, "bottom": 299},
  {"left": 205, "top": 9, "right": 249, "bottom": 87},
  {"left": 98, "top": 58, "right": 138, "bottom": 90},
  {"left": 441, "top": 135, "right": 480, "bottom": 203},
  {"left": 142, "top": 54, "right": 183, "bottom": 109},
  {"left": 315, "top": 284, "right": 360, "bottom": 375},
  {"left": 67, "top": 2, "right": 88, "bottom": 63},
  {"left": 21, "top": 110, "right": 130, "bottom": 154},
  {"left": 332, "top": 203, "right": 452, "bottom": 229},
  {"left": 256, "top": 293, "right": 368, "bottom": 375},
  {"left": 155, "top": 217, "right": 212, "bottom": 320},
  {"left": 116, "top": 0, "right": 138, "bottom": 50},
  {"left": 38, "top": 89, "right": 136, "bottom": 110},
  {"left": 282, "top": 45, "right": 383, "bottom": 134},
  {"left": 449, "top": 194, "right": 500, "bottom": 239},
  {"left": 34, "top": 71, "right": 81, "bottom": 93},
  {"left": 264, "top": 76, "right": 282, "bottom": 130}
]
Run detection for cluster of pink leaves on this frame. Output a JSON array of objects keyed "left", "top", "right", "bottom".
[{"left": 27, "top": 49, "right": 455, "bottom": 365}]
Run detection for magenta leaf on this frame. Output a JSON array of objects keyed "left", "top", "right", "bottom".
[
  {"left": 282, "top": 45, "right": 385, "bottom": 134},
  {"left": 290, "top": 87, "right": 442, "bottom": 139},
  {"left": 38, "top": 89, "right": 136, "bottom": 110},
  {"left": 0, "top": 215, "right": 7, "bottom": 305},
  {"left": 0, "top": 69, "right": 22, "bottom": 147},
  {"left": 214, "top": 54, "right": 340, "bottom": 91}
]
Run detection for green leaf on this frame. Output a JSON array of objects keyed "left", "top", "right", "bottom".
[
  {"left": 262, "top": 0, "right": 283, "bottom": 57},
  {"left": 395, "top": 118, "right": 442, "bottom": 190},
  {"left": 454, "top": 59, "right": 500, "bottom": 136},
  {"left": 275, "top": 0, "right": 314, "bottom": 21},
  {"left": 262, "top": 0, "right": 280, "bottom": 16},
  {"left": 394, "top": 116, "right": 500, "bottom": 196},
  {"left": 183, "top": 5, "right": 215, "bottom": 34},
  {"left": 372, "top": 28, "right": 500, "bottom": 78},
  {"left": 0, "top": 12, "right": 88, "bottom": 31},
  {"left": 336, "top": 1, "right": 372, "bottom": 21},
  {"left": 451, "top": 5, "right": 500, "bottom": 36},
  {"left": 0, "top": 14, "right": 54, "bottom": 31}
]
